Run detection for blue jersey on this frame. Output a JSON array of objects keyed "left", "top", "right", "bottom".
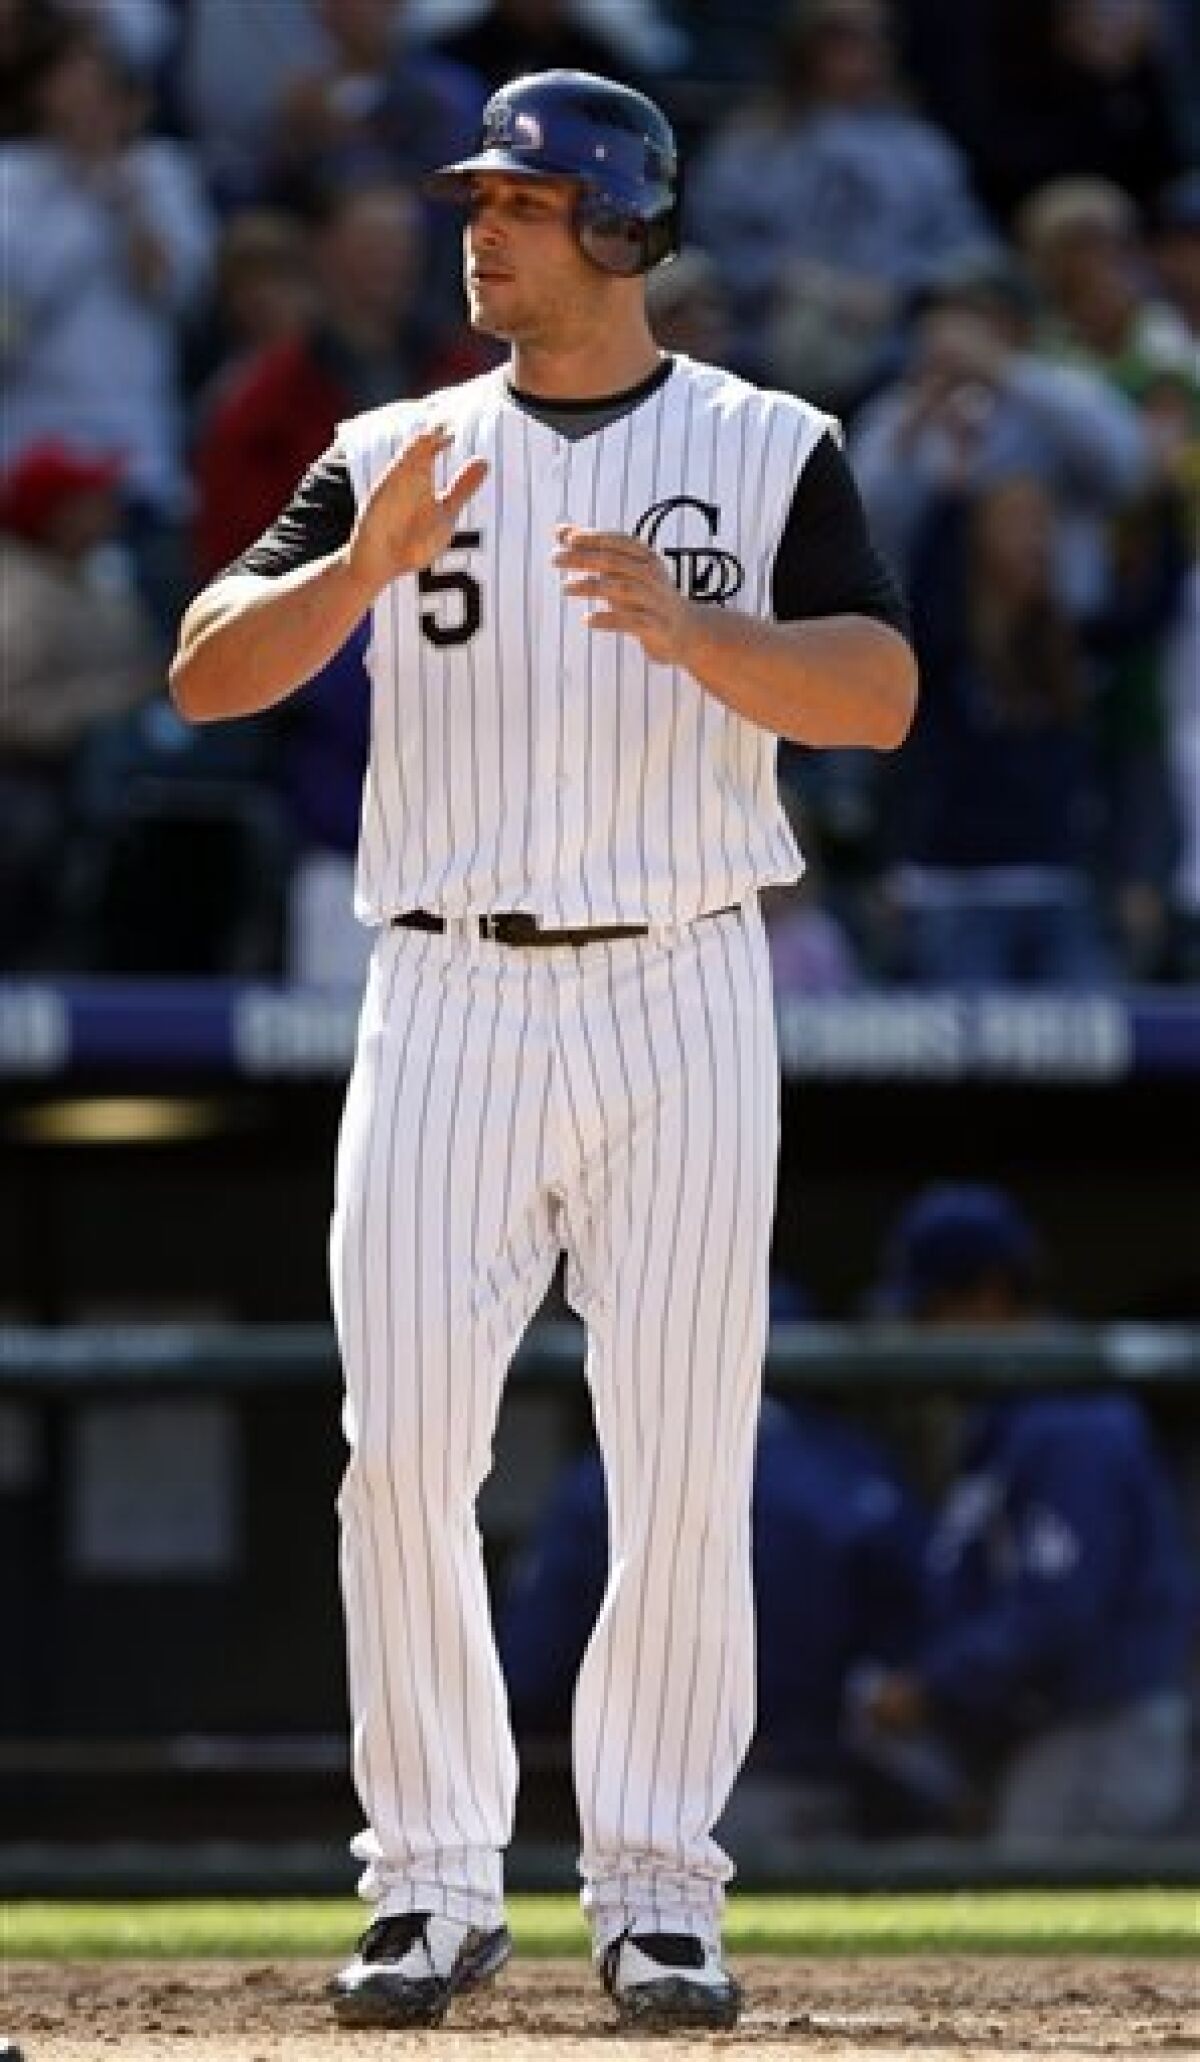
[{"left": 918, "top": 1395, "right": 1197, "bottom": 1737}]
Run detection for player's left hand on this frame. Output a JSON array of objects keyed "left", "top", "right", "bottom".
[{"left": 554, "top": 525, "right": 692, "bottom": 667}]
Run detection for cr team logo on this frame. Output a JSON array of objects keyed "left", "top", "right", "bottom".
[{"left": 635, "top": 496, "right": 744, "bottom": 604}]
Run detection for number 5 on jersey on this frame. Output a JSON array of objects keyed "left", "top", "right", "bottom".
[{"left": 419, "top": 529, "right": 482, "bottom": 647}]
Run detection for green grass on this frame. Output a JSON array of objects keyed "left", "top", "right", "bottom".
[{"left": 3, "top": 1890, "right": 1196, "bottom": 1960}]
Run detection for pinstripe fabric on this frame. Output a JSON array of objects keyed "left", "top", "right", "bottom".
[
  {"left": 339, "top": 357, "right": 835, "bottom": 930},
  {"left": 329, "top": 902, "right": 777, "bottom": 1938}
]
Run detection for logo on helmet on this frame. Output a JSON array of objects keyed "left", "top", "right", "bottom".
[
  {"left": 484, "top": 102, "right": 543, "bottom": 151},
  {"left": 635, "top": 497, "right": 744, "bottom": 604}
]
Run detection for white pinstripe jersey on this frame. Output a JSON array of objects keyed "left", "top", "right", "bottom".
[{"left": 339, "top": 354, "right": 838, "bottom": 928}]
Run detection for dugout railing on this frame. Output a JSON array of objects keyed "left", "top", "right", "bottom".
[{"left": 2, "top": 1321, "right": 1198, "bottom": 1895}]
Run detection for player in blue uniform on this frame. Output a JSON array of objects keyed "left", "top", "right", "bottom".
[{"left": 850, "top": 1185, "right": 1197, "bottom": 1839}]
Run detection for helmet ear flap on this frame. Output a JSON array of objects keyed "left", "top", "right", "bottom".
[
  {"left": 574, "top": 190, "right": 679, "bottom": 277},
  {"left": 574, "top": 192, "right": 648, "bottom": 276}
]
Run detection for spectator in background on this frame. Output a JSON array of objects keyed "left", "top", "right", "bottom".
[
  {"left": 970, "top": 0, "right": 1183, "bottom": 226},
  {"left": 192, "top": 175, "right": 482, "bottom": 579},
  {"left": 184, "top": 209, "right": 317, "bottom": 405},
  {"left": 269, "top": 0, "right": 480, "bottom": 195},
  {"left": 687, "top": 0, "right": 991, "bottom": 406},
  {"left": 429, "top": 0, "right": 649, "bottom": 98},
  {"left": 182, "top": 0, "right": 325, "bottom": 206},
  {"left": 499, "top": 1388, "right": 929, "bottom": 1843},
  {"left": 1016, "top": 176, "right": 1196, "bottom": 391},
  {"left": 849, "top": 1184, "right": 1196, "bottom": 1842},
  {"left": 1016, "top": 179, "right": 1195, "bottom": 977},
  {"left": 0, "top": 441, "right": 161, "bottom": 967},
  {"left": 850, "top": 248, "right": 1151, "bottom": 617},
  {"left": 887, "top": 470, "right": 1114, "bottom": 989},
  {"left": 0, "top": 13, "right": 212, "bottom": 622},
  {"left": 267, "top": 0, "right": 482, "bottom": 322},
  {"left": 0, "top": 0, "right": 177, "bottom": 129}
]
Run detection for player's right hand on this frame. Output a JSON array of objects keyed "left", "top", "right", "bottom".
[{"left": 344, "top": 426, "right": 489, "bottom": 595}]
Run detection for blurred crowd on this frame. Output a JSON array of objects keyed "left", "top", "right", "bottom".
[{"left": 2, "top": 0, "right": 1198, "bottom": 987}]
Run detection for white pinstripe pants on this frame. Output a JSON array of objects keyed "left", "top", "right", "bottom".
[{"left": 329, "top": 903, "right": 779, "bottom": 1946}]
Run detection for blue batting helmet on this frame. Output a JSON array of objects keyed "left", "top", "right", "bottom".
[
  {"left": 425, "top": 70, "right": 680, "bottom": 277},
  {"left": 875, "top": 1185, "right": 1041, "bottom": 1316}
]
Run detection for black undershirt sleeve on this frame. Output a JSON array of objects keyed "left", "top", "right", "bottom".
[
  {"left": 770, "top": 432, "right": 910, "bottom": 639},
  {"left": 221, "top": 445, "right": 356, "bottom": 579}
]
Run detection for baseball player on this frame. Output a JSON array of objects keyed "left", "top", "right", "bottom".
[{"left": 170, "top": 71, "right": 917, "bottom": 2031}]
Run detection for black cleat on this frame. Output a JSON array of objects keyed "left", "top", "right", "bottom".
[
  {"left": 329, "top": 1909, "right": 512, "bottom": 2028},
  {"left": 601, "top": 1928, "right": 742, "bottom": 2031}
]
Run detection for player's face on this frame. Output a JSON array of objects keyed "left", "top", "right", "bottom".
[{"left": 463, "top": 174, "right": 596, "bottom": 343}]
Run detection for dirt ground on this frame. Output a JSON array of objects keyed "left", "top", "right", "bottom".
[{"left": 3, "top": 1956, "right": 1197, "bottom": 2062}]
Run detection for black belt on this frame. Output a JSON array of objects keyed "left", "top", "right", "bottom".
[{"left": 392, "top": 907, "right": 738, "bottom": 949}]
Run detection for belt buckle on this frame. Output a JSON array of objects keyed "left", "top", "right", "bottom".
[{"left": 481, "top": 912, "right": 542, "bottom": 945}]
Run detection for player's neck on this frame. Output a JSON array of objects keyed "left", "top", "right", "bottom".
[{"left": 508, "top": 325, "right": 663, "bottom": 404}]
